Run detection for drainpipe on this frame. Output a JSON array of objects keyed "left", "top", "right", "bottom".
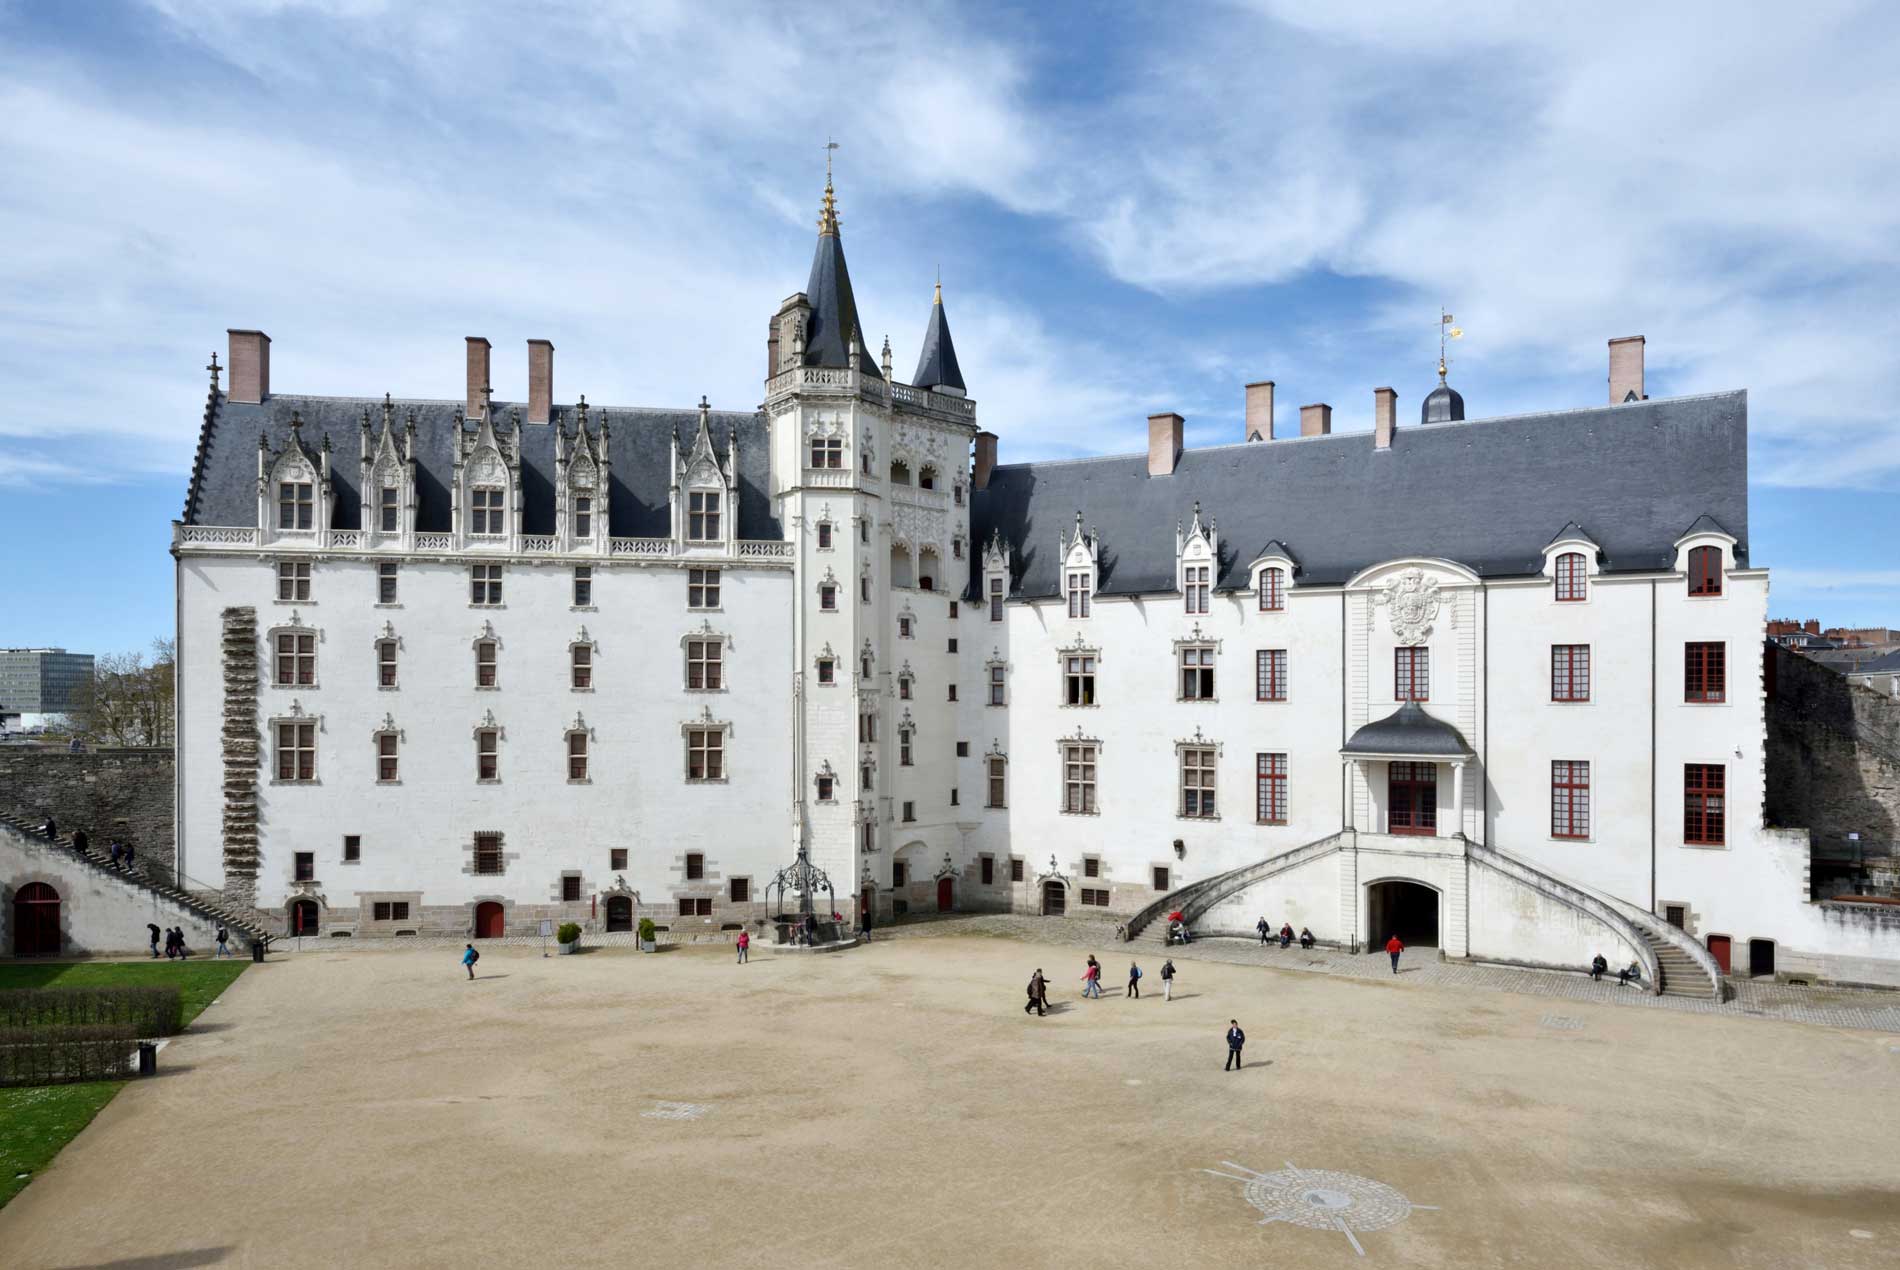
[
  {"left": 1340, "top": 592, "right": 1348, "bottom": 829},
  {"left": 1650, "top": 578, "right": 1658, "bottom": 912}
]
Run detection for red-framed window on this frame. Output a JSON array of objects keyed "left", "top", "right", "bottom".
[
  {"left": 1684, "top": 764, "right": 1725, "bottom": 845},
  {"left": 1551, "top": 760, "right": 1590, "bottom": 839},
  {"left": 1552, "top": 645, "right": 1590, "bottom": 702},
  {"left": 1555, "top": 551, "right": 1587, "bottom": 602},
  {"left": 1258, "top": 567, "right": 1285, "bottom": 612},
  {"left": 1255, "top": 649, "right": 1288, "bottom": 702},
  {"left": 1688, "top": 545, "right": 1723, "bottom": 597},
  {"left": 1395, "top": 647, "right": 1429, "bottom": 702},
  {"left": 1255, "top": 752, "right": 1287, "bottom": 824},
  {"left": 1685, "top": 642, "right": 1726, "bottom": 702},
  {"left": 1387, "top": 761, "right": 1437, "bottom": 835}
]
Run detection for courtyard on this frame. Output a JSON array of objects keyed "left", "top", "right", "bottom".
[{"left": 0, "top": 931, "right": 1896, "bottom": 1269}]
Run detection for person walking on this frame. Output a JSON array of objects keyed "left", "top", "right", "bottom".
[
  {"left": 72, "top": 828, "right": 89, "bottom": 855},
  {"left": 1126, "top": 961, "right": 1142, "bottom": 999},
  {"left": 1161, "top": 957, "right": 1176, "bottom": 1001},
  {"left": 215, "top": 926, "right": 231, "bottom": 958},
  {"left": 1225, "top": 1020, "right": 1246, "bottom": 1071},
  {"left": 1025, "top": 969, "right": 1046, "bottom": 1016},
  {"left": 174, "top": 927, "right": 190, "bottom": 960},
  {"left": 42, "top": 814, "right": 56, "bottom": 842},
  {"left": 109, "top": 840, "right": 123, "bottom": 869},
  {"left": 736, "top": 929, "right": 750, "bottom": 964},
  {"left": 860, "top": 905, "right": 873, "bottom": 943},
  {"left": 123, "top": 842, "right": 137, "bottom": 872},
  {"left": 462, "top": 943, "right": 479, "bottom": 980},
  {"left": 1386, "top": 933, "right": 1404, "bottom": 974},
  {"left": 1256, "top": 916, "right": 1270, "bottom": 945},
  {"left": 147, "top": 922, "right": 162, "bottom": 958},
  {"left": 1082, "top": 955, "right": 1102, "bottom": 999}
]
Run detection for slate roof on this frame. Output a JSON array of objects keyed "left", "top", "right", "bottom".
[
  {"left": 970, "top": 390, "right": 1748, "bottom": 598},
  {"left": 183, "top": 395, "right": 780, "bottom": 538},
  {"left": 1847, "top": 649, "right": 1900, "bottom": 676},
  {"left": 802, "top": 229, "right": 880, "bottom": 380},
  {"left": 1342, "top": 702, "right": 1475, "bottom": 757},
  {"left": 911, "top": 287, "right": 965, "bottom": 393}
]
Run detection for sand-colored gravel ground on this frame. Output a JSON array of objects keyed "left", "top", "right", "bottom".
[{"left": 2, "top": 935, "right": 1896, "bottom": 1269}]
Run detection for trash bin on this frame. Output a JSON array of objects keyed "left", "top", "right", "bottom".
[
  {"left": 251, "top": 940, "right": 266, "bottom": 963},
  {"left": 137, "top": 1041, "right": 157, "bottom": 1077}
]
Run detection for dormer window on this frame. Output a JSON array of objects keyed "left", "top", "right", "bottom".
[
  {"left": 1688, "top": 546, "right": 1723, "bottom": 597},
  {"left": 1184, "top": 565, "right": 1210, "bottom": 615},
  {"left": 1258, "top": 567, "right": 1285, "bottom": 612},
  {"left": 471, "top": 487, "right": 504, "bottom": 536},
  {"left": 279, "top": 481, "right": 313, "bottom": 530},
  {"left": 989, "top": 577, "right": 1004, "bottom": 621},
  {"left": 378, "top": 486, "right": 399, "bottom": 533},
  {"left": 810, "top": 435, "right": 843, "bottom": 469},
  {"left": 1068, "top": 570, "right": 1092, "bottom": 618},
  {"left": 688, "top": 491, "right": 721, "bottom": 542},
  {"left": 573, "top": 495, "right": 593, "bottom": 540},
  {"left": 1555, "top": 552, "right": 1587, "bottom": 602}
]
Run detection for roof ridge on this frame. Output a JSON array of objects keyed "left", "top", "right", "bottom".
[{"left": 183, "top": 387, "right": 224, "bottom": 523}]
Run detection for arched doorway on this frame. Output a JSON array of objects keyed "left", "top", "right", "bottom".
[
  {"left": 604, "top": 896, "right": 633, "bottom": 933},
  {"left": 1366, "top": 880, "right": 1439, "bottom": 948},
  {"left": 474, "top": 902, "right": 505, "bottom": 939},
  {"left": 936, "top": 877, "right": 954, "bottom": 912},
  {"left": 1041, "top": 880, "right": 1066, "bottom": 916},
  {"left": 12, "top": 883, "right": 61, "bottom": 957},
  {"left": 288, "top": 897, "right": 320, "bottom": 937}
]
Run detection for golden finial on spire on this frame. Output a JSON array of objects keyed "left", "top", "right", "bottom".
[
  {"left": 1438, "top": 307, "right": 1464, "bottom": 380},
  {"left": 818, "top": 139, "right": 842, "bottom": 236},
  {"left": 934, "top": 264, "right": 942, "bottom": 305}
]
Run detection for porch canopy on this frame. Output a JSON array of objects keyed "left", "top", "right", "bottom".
[{"left": 1340, "top": 702, "right": 1474, "bottom": 762}]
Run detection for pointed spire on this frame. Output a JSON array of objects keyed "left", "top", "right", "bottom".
[
  {"left": 207, "top": 351, "right": 221, "bottom": 392},
  {"left": 819, "top": 138, "right": 841, "bottom": 236},
  {"left": 911, "top": 278, "right": 965, "bottom": 394},
  {"left": 801, "top": 150, "right": 881, "bottom": 380}
]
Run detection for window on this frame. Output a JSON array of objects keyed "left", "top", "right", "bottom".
[
  {"left": 949, "top": 602, "right": 958, "bottom": 619},
  {"left": 476, "top": 728, "right": 499, "bottom": 781},
  {"left": 816, "top": 774, "right": 834, "bottom": 801},
  {"left": 1684, "top": 764, "right": 1725, "bottom": 845},
  {"left": 1180, "top": 747, "right": 1217, "bottom": 818},
  {"left": 686, "top": 853, "right": 704, "bottom": 880},
  {"left": 1153, "top": 866, "right": 1171, "bottom": 891},
  {"left": 294, "top": 851, "right": 314, "bottom": 881},
  {"left": 1685, "top": 643, "right": 1726, "bottom": 703},
  {"left": 858, "top": 713, "right": 877, "bottom": 744},
  {"left": 1084, "top": 856, "right": 1100, "bottom": 878},
  {"left": 947, "top": 684, "right": 958, "bottom": 702},
  {"left": 980, "top": 857, "right": 994, "bottom": 885},
  {"left": 862, "top": 822, "right": 876, "bottom": 852},
  {"left": 687, "top": 729, "right": 725, "bottom": 780},
  {"left": 816, "top": 658, "right": 835, "bottom": 685},
  {"left": 989, "top": 577, "right": 1003, "bottom": 621},
  {"left": 1255, "top": 752, "right": 1287, "bottom": 824},
  {"left": 1180, "top": 646, "right": 1215, "bottom": 700},
  {"left": 1551, "top": 760, "right": 1590, "bottom": 839},
  {"left": 1552, "top": 645, "right": 1591, "bottom": 702},
  {"left": 1688, "top": 545, "right": 1723, "bottom": 597},
  {"left": 572, "top": 566, "right": 592, "bottom": 607},
  {"left": 571, "top": 644, "right": 592, "bottom": 690},
  {"left": 809, "top": 435, "right": 842, "bottom": 468},
  {"left": 1068, "top": 571, "right": 1092, "bottom": 618},
  {"left": 890, "top": 461, "right": 910, "bottom": 485},
  {"left": 471, "top": 487, "right": 504, "bottom": 536},
  {"left": 379, "top": 485, "right": 399, "bottom": 533},
  {"left": 1259, "top": 567, "right": 1285, "bottom": 612},
  {"left": 376, "top": 732, "right": 398, "bottom": 783},
  {"left": 899, "top": 729, "right": 913, "bottom": 766},
  {"left": 951, "top": 788, "right": 960, "bottom": 806},
  {"left": 859, "top": 517, "right": 869, "bottom": 543},
  {"left": 902, "top": 801, "right": 915, "bottom": 823},
  {"left": 474, "top": 833, "right": 503, "bottom": 875},
  {"left": 686, "top": 639, "right": 722, "bottom": 690},
  {"left": 567, "top": 731, "right": 588, "bottom": 781},
  {"left": 688, "top": 491, "right": 720, "bottom": 541},
  {"left": 1011, "top": 858, "right": 1024, "bottom": 882},
  {"left": 1065, "top": 654, "right": 1096, "bottom": 706},
  {"left": 1395, "top": 647, "right": 1429, "bottom": 702},
  {"left": 475, "top": 641, "right": 497, "bottom": 688},
  {"left": 860, "top": 763, "right": 873, "bottom": 792},
  {"left": 562, "top": 875, "right": 582, "bottom": 902},
  {"left": 861, "top": 655, "right": 873, "bottom": 681},
  {"left": 956, "top": 741, "right": 970, "bottom": 757},
  {"left": 1255, "top": 649, "right": 1288, "bottom": 702},
  {"left": 860, "top": 574, "right": 871, "bottom": 604},
  {"left": 986, "top": 756, "right": 1007, "bottom": 808},
  {"left": 899, "top": 616, "right": 913, "bottom": 639},
  {"left": 1387, "top": 761, "right": 1438, "bottom": 834},
  {"left": 276, "top": 561, "right": 311, "bottom": 601},
  {"left": 899, "top": 674, "right": 913, "bottom": 700},
  {"left": 1184, "top": 564, "right": 1209, "bottom": 614},
  {"left": 470, "top": 564, "right": 503, "bottom": 606},
  {"left": 919, "top": 468, "right": 936, "bottom": 491},
  {"left": 988, "top": 664, "right": 1006, "bottom": 706},
  {"left": 343, "top": 835, "right": 361, "bottom": 863},
  {"left": 1080, "top": 888, "right": 1110, "bottom": 907},
  {"left": 817, "top": 521, "right": 833, "bottom": 549},
  {"left": 610, "top": 848, "right": 628, "bottom": 871},
  {"left": 573, "top": 495, "right": 593, "bottom": 540},
  {"left": 689, "top": 568, "right": 720, "bottom": 609},
  {"left": 953, "top": 538, "right": 965, "bottom": 559},
  {"left": 1665, "top": 904, "right": 1686, "bottom": 929},
  {"left": 1551, "top": 551, "right": 1586, "bottom": 602},
  {"left": 275, "top": 631, "right": 315, "bottom": 686},
  {"left": 891, "top": 861, "right": 907, "bottom": 889},
  {"left": 678, "top": 897, "right": 713, "bottom": 917},
  {"left": 278, "top": 481, "right": 313, "bottom": 530},
  {"left": 730, "top": 877, "right": 750, "bottom": 903},
  {"left": 820, "top": 583, "right": 837, "bottom": 611},
  {"left": 377, "top": 562, "right": 399, "bottom": 604},
  {"left": 1062, "top": 742, "right": 1099, "bottom": 814},
  {"left": 275, "top": 721, "right": 315, "bottom": 781}
]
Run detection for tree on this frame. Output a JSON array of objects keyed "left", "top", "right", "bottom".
[{"left": 79, "top": 638, "right": 176, "bottom": 746}]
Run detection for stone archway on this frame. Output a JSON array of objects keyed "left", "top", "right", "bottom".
[
  {"left": 1366, "top": 879, "right": 1440, "bottom": 948},
  {"left": 604, "top": 895, "right": 633, "bottom": 933},
  {"left": 287, "top": 897, "right": 320, "bottom": 937},
  {"left": 12, "top": 882, "right": 61, "bottom": 957}
]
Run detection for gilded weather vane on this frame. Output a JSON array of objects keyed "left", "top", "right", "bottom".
[{"left": 1438, "top": 308, "right": 1464, "bottom": 381}]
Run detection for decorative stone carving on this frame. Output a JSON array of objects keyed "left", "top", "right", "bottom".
[{"left": 1374, "top": 569, "right": 1443, "bottom": 646}]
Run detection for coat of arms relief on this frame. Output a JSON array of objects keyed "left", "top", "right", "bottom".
[{"left": 1374, "top": 569, "right": 1442, "bottom": 646}]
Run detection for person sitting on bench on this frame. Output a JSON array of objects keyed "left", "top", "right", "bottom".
[
  {"left": 1617, "top": 961, "right": 1641, "bottom": 987},
  {"left": 1298, "top": 927, "right": 1315, "bottom": 949},
  {"left": 1590, "top": 953, "right": 1608, "bottom": 981}
]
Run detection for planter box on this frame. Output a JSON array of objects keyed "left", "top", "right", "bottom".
[
  {"left": 558, "top": 941, "right": 579, "bottom": 956},
  {"left": 638, "top": 938, "right": 656, "bottom": 953}
]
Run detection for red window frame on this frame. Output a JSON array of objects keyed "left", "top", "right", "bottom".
[
  {"left": 1554, "top": 551, "right": 1587, "bottom": 602},
  {"left": 1394, "top": 647, "right": 1429, "bottom": 702},
  {"left": 1258, "top": 567, "right": 1285, "bottom": 612},
  {"left": 1685, "top": 642, "right": 1726, "bottom": 702},
  {"left": 1255, "top": 649, "right": 1288, "bottom": 702},
  {"left": 1551, "top": 644, "right": 1590, "bottom": 702},
  {"left": 1255, "top": 752, "right": 1287, "bottom": 824},
  {"left": 1684, "top": 764, "right": 1725, "bottom": 845},
  {"left": 1688, "top": 545, "right": 1723, "bottom": 597},
  {"left": 1387, "top": 761, "right": 1437, "bottom": 835},
  {"left": 1551, "top": 760, "right": 1590, "bottom": 839}
]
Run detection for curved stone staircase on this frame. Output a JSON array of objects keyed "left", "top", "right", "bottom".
[{"left": 1122, "top": 832, "right": 1351, "bottom": 947}]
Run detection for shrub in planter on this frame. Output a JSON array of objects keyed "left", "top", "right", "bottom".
[
  {"left": 636, "top": 916, "right": 658, "bottom": 950},
  {"left": 556, "top": 922, "right": 582, "bottom": 945}
]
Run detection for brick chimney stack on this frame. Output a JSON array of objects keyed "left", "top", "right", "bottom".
[
  {"left": 972, "top": 431, "right": 999, "bottom": 491},
  {"left": 1245, "top": 381, "right": 1274, "bottom": 441},
  {"left": 1609, "top": 335, "right": 1645, "bottom": 404},
  {"left": 466, "top": 337, "right": 491, "bottom": 420},
  {"left": 527, "top": 340, "right": 554, "bottom": 425},
  {"left": 1373, "top": 388, "right": 1397, "bottom": 450},
  {"left": 1148, "top": 412, "right": 1184, "bottom": 476},
  {"left": 1300, "top": 403, "right": 1332, "bottom": 437},
  {"left": 227, "top": 330, "right": 270, "bottom": 404}
]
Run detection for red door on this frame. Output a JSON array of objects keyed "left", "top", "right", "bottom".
[
  {"left": 12, "top": 883, "right": 61, "bottom": 957},
  {"left": 936, "top": 877, "right": 953, "bottom": 912},
  {"left": 1707, "top": 934, "right": 1731, "bottom": 974},
  {"left": 475, "top": 902, "right": 505, "bottom": 939},
  {"left": 1388, "top": 762, "right": 1438, "bottom": 835},
  {"left": 288, "top": 898, "right": 319, "bottom": 937}
]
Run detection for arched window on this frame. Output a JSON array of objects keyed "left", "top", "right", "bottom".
[
  {"left": 1554, "top": 552, "right": 1587, "bottom": 602},
  {"left": 918, "top": 465, "right": 937, "bottom": 491},
  {"left": 1258, "top": 567, "right": 1285, "bottom": 612},
  {"left": 1688, "top": 545, "right": 1723, "bottom": 597},
  {"left": 889, "top": 460, "right": 911, "bottom": 486}
]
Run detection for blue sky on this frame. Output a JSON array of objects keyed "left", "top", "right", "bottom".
[{"left": 3, "top": 0, "right": 1898, "bottom": 656}]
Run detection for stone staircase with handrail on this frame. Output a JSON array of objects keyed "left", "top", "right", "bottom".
[
  {"left": 1122, "top": 832, "right": 1352, "bottom": 946},
  {"left": 0, "top": 811, "right": 275, "bottom": 946}
]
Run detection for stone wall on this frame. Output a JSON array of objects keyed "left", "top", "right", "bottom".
[
  {"left": 0, "top": 821, "right": 232, "bottom": 958},
  {"left": 0, "top": 746, "right": 175, "bottom": 873},
  {"left": 1765, "top": 643, "right": 1900, "bottom": 851}
]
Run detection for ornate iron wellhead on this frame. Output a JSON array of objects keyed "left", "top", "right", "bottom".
[{"left": 765, "top": 843, "right": 836, "bottom": 919}]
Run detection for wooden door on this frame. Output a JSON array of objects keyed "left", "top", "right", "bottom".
[
  {"left": 936, "top": 877, "right": 953, "bottom": 912},
  {"left": 289, "top": 898, "right": 319, "bottom": 937},
  {"left": 475, "top": 902, "right": 505, "bottom": 939},
  {"left": 1043, "top": 880, "right": 1065, "bottom": 916},
  {"left": 1707, "top": 934, "right": 1731, "bottom": 974},
  {"left": 1388, "top": 762, "right": 1438, "bottom": 835},
  {"left": 605, "top": 896, "right": 632, "bottom": 933},
  {"left": 13, "top": 883, "right": 60, "bottom": 957}
]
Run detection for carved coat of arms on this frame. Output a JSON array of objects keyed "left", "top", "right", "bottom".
[{"left": 1375, "top": 569, "right": 1441, "bottom": 646}]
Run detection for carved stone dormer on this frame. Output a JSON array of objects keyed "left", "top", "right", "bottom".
[
  {"left": 555, "top": 396, "right": 610, "bottom": 555},
  {"left": 359, "top": 393, "right": 416, "bottom": 546},
  {"left": 1060, "top": 511, "right": 1099, "bottom": 618},
  {"left": 256, "top": 410, "right": 333, "bottom": 544},
  {"left": 1175, "top": 501, "right": 1219, "bottom": 610},
  {"left": 672, "top": 396, "right": 737, "bottom": 553},
  {"left": 452, "top": 399, "right": 522, "bottom": 551},
  {"left": 981, "top": 529, "right": 1014, "bottom": 621}
]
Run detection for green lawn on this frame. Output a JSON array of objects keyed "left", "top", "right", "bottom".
[{"left": 0, "top": 960, "right": 249, "bottom": 1209}]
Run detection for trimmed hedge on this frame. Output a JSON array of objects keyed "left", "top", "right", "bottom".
[
  {"left": 0, "top": 986, "right": 183, "bottom": 1038},
  {"left": 0, "top": 1026, "right": 139, "bottom": 1087}
]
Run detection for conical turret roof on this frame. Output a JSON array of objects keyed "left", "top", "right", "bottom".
[
  {"left": 801, "top": 176, "right": 880, "bottom": 379},
  {"left": 911, "top": 282, "right": 965, "bottom": 394}
]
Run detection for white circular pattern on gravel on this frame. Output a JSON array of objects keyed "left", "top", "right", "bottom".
[{"left": 1203, "top": 1160, "right": 1437, "bottom": 1256}]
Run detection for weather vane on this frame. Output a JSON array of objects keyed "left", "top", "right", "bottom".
[{"left": 1438, "top": 308, "right": 1464, "bottom": 380}]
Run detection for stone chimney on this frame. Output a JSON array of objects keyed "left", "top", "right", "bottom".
[
  {"left": 466, "top": 337, "right": 491, "bottom": 420},
  {"left": 1148, "top": 412, "right": 1184, "bottom": 476},
  {"left": 972, "top": 431, "right": 999, "bottom": 491},
  {"left": 1609, "top": 335, "right": 1645, "bottom": 404},
  {"left": 1373, "top": 388, "right": 1397, "bottom": 450},
  {"left": 1300, "top": 403, "right": 1332, "bottom": 437},
  {"left": 1245, "top": 381, "right": 1274, "bottom": 442},
  {"left": 227, "top": 329, "right": 270, "bottom": 404},
  {"left": 527, "top": 340, "right": 554, "bottom": 425}
]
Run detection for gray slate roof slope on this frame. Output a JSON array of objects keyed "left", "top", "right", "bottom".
[
  {"left": 970, "top": 391, "right": 1747, "bottom": 597},
  {"left": 186, "top": 395, "right": 780, "bottom": 539},
  {"left": 911, "top": 291, "right": 965, "bottom": 392},
  {"left": 803, "top": 232, "right": 881, "bottom": 379},
  {"left": 1342, "top": 702, "right": 1475, "bottom": 757}
]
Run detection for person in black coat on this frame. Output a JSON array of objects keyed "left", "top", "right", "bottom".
[
  {"left": 1225, "top": 1020, "right": 1246, "bottom": 1071},
  {"left": 42, "top": 815, "right": 57, "bottom": 841},
  {"left": 147, "top": 922, "right": 162, "bottom": 958},
  {"left": 72, "top": 828, "right": 89, "bottom": 854}
]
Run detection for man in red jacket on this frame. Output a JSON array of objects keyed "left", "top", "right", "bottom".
[{"left": 1385, "top": 934, "right": 1404, "bottom": 974}]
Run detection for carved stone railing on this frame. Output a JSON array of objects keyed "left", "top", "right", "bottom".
[
  {"left": 767, "top": 366, "right": 860, "bottom": 397},
  {"left": 176, "top": 525, "right": 259, "bottom": 547},
  {"left": 890, "top": 382, "right": 976, "bottom": 419},
  {"left": 522, "top": 535, "right": 559, "bottom": 553},
  {"left": 610, "top": 537, "right": 674, "bottom": 557},
  {"left": 326, "top": 530, "right": 362, "bottom": 549},
  {"left": 737, "top": 541, "right": 795, "bottom": 559},
  {"left": 892, "top": 487, "right": 951, "bottom": 514},
  {"left": 802, "top": 469, "right": 856, "bottom": 488},
  {"left": 413, "top": 533, "right": 454, "bottom": 551}
]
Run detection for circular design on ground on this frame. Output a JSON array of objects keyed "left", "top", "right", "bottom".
[{"left": 1240, "top": 1168, "right": 1413, "bottom": 1233}]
